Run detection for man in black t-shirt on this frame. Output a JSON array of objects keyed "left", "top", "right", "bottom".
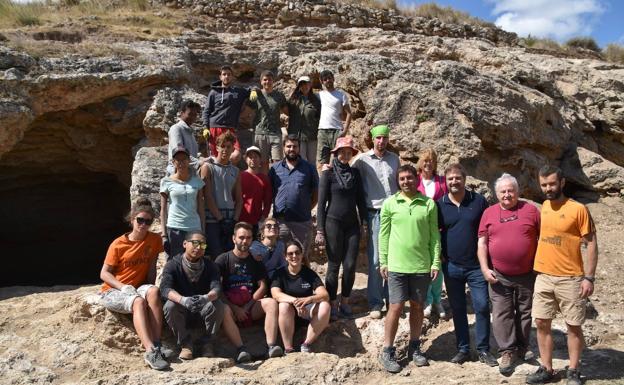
[{"left": 215, "top": 222, "right": 282, "bottom": 362}]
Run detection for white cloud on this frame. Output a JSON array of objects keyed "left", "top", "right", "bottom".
[{"left": 486, "top": 0, "right": 606, "bottom": 41}]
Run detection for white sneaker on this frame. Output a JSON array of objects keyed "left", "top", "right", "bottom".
[
  {"left": 424, "top": 304, "right": 432, "bottom": 318},
  {"left": 435, "top": 303, "right": 446, "bottom": 319}
]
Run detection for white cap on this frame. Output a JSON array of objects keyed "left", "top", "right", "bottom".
[
  {"left": 245, "top": 146, "right": 261, "bottom": 156},
  {"left": 297, "top": 75, "right": 311, "bottom": 84}
]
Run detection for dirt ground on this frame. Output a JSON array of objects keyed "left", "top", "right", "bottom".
[{"left": 1, "top": 197, "right": 623, "bottom": 385}]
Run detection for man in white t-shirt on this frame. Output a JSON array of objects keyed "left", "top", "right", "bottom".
[{"left": 317, "top": 70, "right": 352, "bottom": 165}]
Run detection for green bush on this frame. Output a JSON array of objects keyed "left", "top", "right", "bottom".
[
  {"left": 565, "top": 36, "right": 600, "bottom": 52},
  {"left": 604, "top": 43, "right": 624, "bottom": 64}
]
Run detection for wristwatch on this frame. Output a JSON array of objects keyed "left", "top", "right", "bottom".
[{"left": 582, "top": 276, "right": 595, "bottom": 283}]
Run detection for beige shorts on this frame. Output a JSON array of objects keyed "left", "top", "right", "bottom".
[
  {"left": 254, "top": 134, "right": 282, "bottom": 162},
  {"left": 100, "top": 284, "right": 155, "bottom": 314},
  {"left": 532, "top": 274, "right": 586, "bottom": 326}
]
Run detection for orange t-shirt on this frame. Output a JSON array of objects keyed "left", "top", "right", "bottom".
[
  {"left": 100, "top": 231, "right": 164, "bottom": 292},
  {"left": 534, "top": 198, "right": 594, "bottom": 276}
]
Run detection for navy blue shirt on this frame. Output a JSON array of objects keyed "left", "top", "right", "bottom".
[
  {"left": 269, "top": 157, "right": 319, "bottom": 222},
  {"left": 437, "top": 191, "right": 489, "bottom": 268},
  {"left": 249, "top": 240, "right": 287, "bottom": 281}
]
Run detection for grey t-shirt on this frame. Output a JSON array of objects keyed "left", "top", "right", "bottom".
[
  {"left": 352, "top": 149, "right": 400, "bottom": 209},
  {"left": 167, "top": 119, "right": 199, "bottom": 174}
]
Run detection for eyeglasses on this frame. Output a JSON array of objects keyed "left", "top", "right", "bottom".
[
  {"left": 188, "top": 240, "right": 207, "bottom": 249},
  {"left": 136, "top": 217, "right": 154, "bottom": 225},
  {"left": 499, "top": 214, "right": 518, "bottom": 223},
  {"left": 265, "top": 224, "right": 278, "bottom": 229},
  {"left": 286, "top": 250, "right": 302, "bottom": 256}
]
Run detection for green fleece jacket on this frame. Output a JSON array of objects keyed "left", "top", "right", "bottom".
[{"left": 379, "top": 191, "right": 441, "bottom": 273}]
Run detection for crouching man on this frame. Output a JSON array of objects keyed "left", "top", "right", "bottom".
[{"left": 160, "top": 231, "right": 225, "bottom": 360}]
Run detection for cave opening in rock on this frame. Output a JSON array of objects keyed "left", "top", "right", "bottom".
[{"left": 0, "top": 171, "right": 129, "bottom": 287}]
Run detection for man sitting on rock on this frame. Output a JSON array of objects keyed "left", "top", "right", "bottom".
[
  {"left": 215, "top": 222, "right": 282, "bottom": 362},
  {"left": 160, "top": 231, "right": 225, "bottom": 360}
]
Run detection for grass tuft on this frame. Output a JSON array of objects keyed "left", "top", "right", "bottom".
[{"left": 603, "top": 43, "right": 624, "bottom": 64}]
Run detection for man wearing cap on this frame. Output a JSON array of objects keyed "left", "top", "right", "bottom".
[
  {"left": 167, "top": 100, "right": 205, "bottom": 175},
  {"left": 269, "top": 134, "right": 319, "bottom": 257},
  {"left": 317, "top": 70, "right": 352, "bottom": 165},
  {"left": 240, "top": 146, "right": 273, "bottom": 237},
  {"left": 202, "top": 65, "right": 251, "bottom": 164},
  {"left": 287, "top": 75, "right": 321, "bottom": 165},
  {"left": 352, "top": 124, "right": 400, "bottom": 319},
  {"left": 249, "top": 70, "right": 288, "bottom": 171}
]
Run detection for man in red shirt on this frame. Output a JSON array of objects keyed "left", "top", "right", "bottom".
[
  {"left": 477, "top": 173, "right": 540, "bottom": 375},
  {"left": 240, "top": 146, "right": 272, "bottom": 237}
]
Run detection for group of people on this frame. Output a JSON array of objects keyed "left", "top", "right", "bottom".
[{"left": 98, "top": 66, "right": 598, "bottom": 385}]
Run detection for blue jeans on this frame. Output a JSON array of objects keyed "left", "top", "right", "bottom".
[
  {"left": 366, "top": 210, "right": 388, "bottom": 310},
  {"left": 443, "top": 261, "right": 491, "bottom": 353}
]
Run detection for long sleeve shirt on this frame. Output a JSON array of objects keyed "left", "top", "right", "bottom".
[{"left": 379, "top": 192, "right": 441, "bottom": 274}]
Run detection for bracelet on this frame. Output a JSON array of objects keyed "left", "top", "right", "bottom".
[{"left": 583, "top": 276, "right": 595, "bottom": 283}]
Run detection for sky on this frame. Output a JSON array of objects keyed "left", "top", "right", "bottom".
[{"left": 398, "top": 0, "right": 623, "bottom": 48}]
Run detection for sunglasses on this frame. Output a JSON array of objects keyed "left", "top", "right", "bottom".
[
  {"left": 265, "top": 223, "right": 278, "bottom": 229},
  {"left": 499, "top": 214, "right": 518, "bottom": 223},
  {"left": 188, "top": 240, "right": 207, "bottom": 249},
  {"left": 286, "top": 250, "right": 302, "bottom": 256},
  {"left": 136, "top": 217, "right": 154, "bottom": 225}
]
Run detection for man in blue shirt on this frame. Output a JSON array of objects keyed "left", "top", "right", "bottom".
[
  {"left": 268, "top": 134, "right": 319, "bottom": 258},
  {"left": 437, "top": 163, "right": 497, "bottom": 367}
]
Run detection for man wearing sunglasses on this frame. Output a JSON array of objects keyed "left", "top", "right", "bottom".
[
  {"left": 477, "top": 173, "right": 541, "bottom": 374},
  {"left": 160, "top": 231, "right": 225, "bottom": 360}
]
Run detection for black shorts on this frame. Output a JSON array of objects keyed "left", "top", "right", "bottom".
[{"left": 388, "top": 272, "right": 431, "bottom": 304}]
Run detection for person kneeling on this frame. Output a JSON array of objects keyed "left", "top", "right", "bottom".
[
  {"left": 216, "top": 222, "right": 282, "bottom": 362},
  {"left": 160, "top": 231, "right": 224, "bottom": 360},
  {"left": 271, "top": 241, "right": 331, "bottom": 353}
]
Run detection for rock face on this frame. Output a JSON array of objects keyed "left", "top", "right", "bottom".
[{"left": 1, "top": 0, "right": 623, "bottom": 284}]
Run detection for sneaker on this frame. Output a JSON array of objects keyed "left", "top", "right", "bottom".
[
  {"left": 157, "top": 345, "right": 176, "bottom": 360},
  {"left": 435, "top": 303, "right": 446, "bottom": 319},
  {"left": 423, "top": 304, "right": 432, "bottom": 318},
  {"left": 479, "top": 350, "right": 499, "bottom": 367},
  {"left": 526, "top": 366, "right": 555, "bottom": 384},
  {"left": 450, "top": 350, "right": 470, "bottom": 364},
  {"left": 300, "top": 343, "right": 312, "bottom": 353},
  {"left": 408, "top": 341, "right": 429, "bottom": 367},
  {"left": 379, "top": 346, "right": 401, "bottom": 373},
  {"left": 235, "top": 346, "right": 252, "bottom": 363},
  {"left": 499, "top": 350, "right": 515, "bottom": 375},
  {"left": 179, "top": 346, "right": 193, "bottom": 360},
  {"left": 370, "top": 309, "right": 382, "bottom": 319},
  {"left": 268, "top": 345, "right": 284, "bottom": 358},
  {"left": 144, "top": 347, "right": 170, "bottom": 370},
  {"left": 339, "top": 303, "right": 353, "bottom": 318},
  {"left": 566, "top": 367, "right": 581, "bottom": 385}
]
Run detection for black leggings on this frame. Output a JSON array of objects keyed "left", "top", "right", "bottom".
[{"left": 324, "top": 217, "right": 360, "bottom": 301}]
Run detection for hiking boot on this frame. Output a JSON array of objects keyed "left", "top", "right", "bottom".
[
  {"left": 499, "top": 350, "right": 515, "bottom": 375},
  {"left": 144, "top": 347, "right": 170, "bottom": 370},
  {"left": 526, "top": 366, "right": 555, "bottom": 384},
  {"left": 300, "top": 343, "right": 312, "bottom": 353},
  {"left": 179, "top": 346, "right": 193, "bottom": 360},
  {"left": 235, "top": 346, "right": 252, "bottom": 363},
  {"left": 435, "top": 303, "right": 446, "bottom": 319},
  {"left": 479, "top": 350, "right": 499, "bottom": 367},
  {"left": 370, "top": 309, "right": 382, "bottom": 319},
  {"left": 268, "top": 345, "right": 284, "bottom": 358},
  {"left": 379, "top": 346, "right": 401, "bottom": 373},
  {"left": 157, "top": 344, "right": 176, "bottom": 360},
  {"left": 450, "top": 350, "right": 470, "bottom": 364},
  {"left": 423, "top": 304, "right": 432, "bottom": 318},
  {"left": 409, "top": 342, "right": 429, "bottom": 367},
  {"left": 566, "top": 367, "right": 581, "bottom": 385}
]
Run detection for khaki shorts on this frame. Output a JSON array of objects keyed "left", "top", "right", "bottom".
[
  {"left": 254, "top": 133, "right": 282, "bottom": 162},
  {"left": 100, "top": 284, "right": 155, "bottom": 314},
  {"left": 532, "top": 274, "right": 586, "bottom": 326}
]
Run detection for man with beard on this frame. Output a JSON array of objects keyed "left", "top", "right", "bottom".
[
  {"left": 215, "top": 222, "right": 282, "bottom": 362},
  {"left": 268, "top": 134, "right": 319, "bottom": 257},
  {"left": 526, "top": 166, "right": 598, "bottom": 385},
  {"left": 477, "top": 173, "right": 540, "bottom": 374},
  {"left": 437, "top": 163, "right": 497, "bottom": 367},
  {"left": 378, "top": 165, "right": 441, "bottom": 373},
  {"left": 160, "top": 231, "right": 225, "bottom": 360},
  {"left": 352, "top": 124, "right": 400, "bottom": 319}
]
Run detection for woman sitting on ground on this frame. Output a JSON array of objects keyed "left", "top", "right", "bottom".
[
  {"left": 99, "top": 198, "right": 169, "bottom": 371},
  {"left": 249, "top": 218, "right": 287, "bottom": 281},
  {"left": 271, "top": 241, "right": 331, "bottom": 353}
]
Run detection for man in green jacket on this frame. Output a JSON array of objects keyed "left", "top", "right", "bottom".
[{"left": 378, "top": 164, "right": 441, "bottom": 373}]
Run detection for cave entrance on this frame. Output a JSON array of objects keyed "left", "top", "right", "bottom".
[{"left": 0, "top": 171, "right": 129, "bottom": 287}]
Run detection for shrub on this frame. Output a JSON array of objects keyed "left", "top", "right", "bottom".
[
  {"left": 565, "top": 36, "right": 600, "bottom": 52},
  {"left": 401, "top": 2, "right": 494, "bottom": 27},
  {"left": 604, "top": 43, "right": 624, "bottom": 64},
  {"left": 0, "top": 0, "right": 43, "bottom": 27},
  {"left": 520, "top": 35, "right": 562, "bottom": 51}
]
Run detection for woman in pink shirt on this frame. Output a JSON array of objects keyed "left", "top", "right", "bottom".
[{"left": 416, "top": 148, "right": 447, "bottom": 319}]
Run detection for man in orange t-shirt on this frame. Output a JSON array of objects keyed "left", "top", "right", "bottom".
[{"left": 526, "top": 166, "right": 598, "bottom": 385}]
